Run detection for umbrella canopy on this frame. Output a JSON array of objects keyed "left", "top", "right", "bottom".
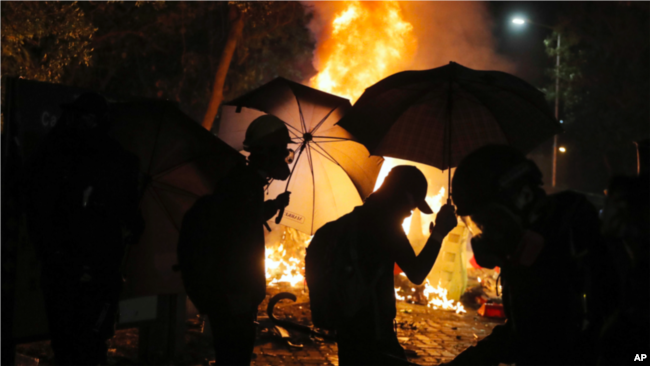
[
  {"left": 109, "top": 101, "right": 244, "bottom": 297},
  {"left": 338, "top": 62, "right": 562, "bottom": 172},
  {"left": 221, "top": 77, "right": 383, "bottom": 235}
]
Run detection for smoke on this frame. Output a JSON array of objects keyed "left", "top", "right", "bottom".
[{"left": 304, "top": 1, "right": 514, "bottom": 77}]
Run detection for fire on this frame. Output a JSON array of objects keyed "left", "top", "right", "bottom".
[
  {"left": 395, "top": 287, "right": 405, "bottom": 301},
  {"left": 311, "top": 1, "right": 416, "bottom": 103},
  {"left": 265, "top": 228, "right": 312, "bottom": 287},
  {"left": 423, "top": 280, "right": 466, "bottom": 314}
]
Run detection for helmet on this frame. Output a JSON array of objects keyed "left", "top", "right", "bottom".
[
  {"left": 452, "top": 145, "right": 542, "bottom": 216},
  {"left": 243, "top": 115, "right": 293, "bottom": 151}
]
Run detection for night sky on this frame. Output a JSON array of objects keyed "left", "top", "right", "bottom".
[{"left": 488, "top": 2, "right": 564, "bottom": 85}]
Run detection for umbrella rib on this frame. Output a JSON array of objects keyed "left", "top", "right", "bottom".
[
  {"left": 148, "top": 185, "right": 181, "bottom": 232},
  {"left": 312, "top": 136, "right": 353, "bottom": 141},
  {"left": 294, "top": 95, "right": 308, "bottom": 134},
  {"left": 151, "top": 152, "right": 215, "bottom": 180},
  {"left": 305, "top": 143, "right": 316, "bottom": 234},
  {"left": 311, "top": 104, "right": 341, "bottom": 134},
  {"left": 151, "top": 180, "right": 200, "bottom": 199},
  {"left": 285, "top": 122, "right": 303, "bottom": 136},
  {"left": 311, "top": 141, "right": 342, "bottom": 167},
  {"left": 146, "top": 112, "right": 165, "bottom": 175}
]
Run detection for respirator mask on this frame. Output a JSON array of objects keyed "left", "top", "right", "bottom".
[{"left": 462, "top": 203, "right": 544, "bottom": 269}]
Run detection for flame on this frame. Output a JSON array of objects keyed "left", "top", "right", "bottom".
[
  {"left": 265, "top": 229, "right": 312, "bottom": 287},
  {"left": 423, "top": 280, "right": 467, "bottom": 314},
  {"left": 311, "top": 1, "right": 416, "bottom": 103},
  {"left": 395, "top": 287, "right": 405, "bottom": 301},
  {"left": 478, "top": 277, "right": 482, "bottom": 283}
]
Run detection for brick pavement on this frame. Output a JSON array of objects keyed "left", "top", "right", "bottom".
[
  {"left": 251, "top": 297, "right": 503, "bottom": 366},
  {"left": 15, "top": 282, "right": 503, "bottom": 365}
]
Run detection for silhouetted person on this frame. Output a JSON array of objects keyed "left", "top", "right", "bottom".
[
  {"left": 178, "top": 115, "right": 293, "bottom": 365},
  {"left": 597, "top": 139, "right": 649, "bottom": 364},
  {"left": 447, "top": 145, "right": 612, "bottom": 366},
  {"left": 307, "top": 165, "right": 457, "bottom": 365},
  {"left": 24, "top": 93, "right": 143, "bottom": 366}
]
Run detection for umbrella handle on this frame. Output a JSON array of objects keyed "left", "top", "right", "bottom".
[
  {"left": 274, "top": 141, "right": 307, "bottom": 225},
  {"left": 275, "top": 206, "right": 285, "bottom": 224}
]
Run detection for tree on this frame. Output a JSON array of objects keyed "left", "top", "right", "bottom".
[
  {"left": 1, "top": 1, "right": 96, "bottom": 83},
  {"left": 1, "top": 2, "right": 317, "bottom": 126},
  {"left": 542, "top": 2, "right": 650, "bottom": 192}
]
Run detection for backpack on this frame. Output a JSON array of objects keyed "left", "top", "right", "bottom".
[{"left": 305, "top": 209, "right": 384, "bottom": 331}]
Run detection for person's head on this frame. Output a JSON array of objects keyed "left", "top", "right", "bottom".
[
  {"left": 369, "top": 165, "right": 433, "bottom": 220},
  {"left": 60, "top": 93, "right": 110, "bottom": 138},
  {"left": 452, "top": 145, "right": 544, "bottom": 267},
  {"left": 243, "top": 115, "right": 294, "bottom": 181}
]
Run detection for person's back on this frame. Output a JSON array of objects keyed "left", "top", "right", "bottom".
[
  {"left": 178, "top": 163, "right": 268, "bottom": 314},
  {"left": 307, "top": 165, "right": 457, "bottom": 366}
]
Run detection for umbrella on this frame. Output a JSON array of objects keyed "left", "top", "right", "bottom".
[
  {"left": 108, "top": 100, "right": 245, "bottom": 297},
  {"left": 220, "top": 77, "right": 383, "bottom": 235},
  {"left": 338, "top": 62, "right": 562, "bottom": 199}
]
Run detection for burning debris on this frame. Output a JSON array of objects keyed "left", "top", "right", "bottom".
[
  {"left": 265, "top": 226, "right": 312, "bottom": 287},
  {"left": 395, "top": 273, "right": 467, "bottom": 314}
]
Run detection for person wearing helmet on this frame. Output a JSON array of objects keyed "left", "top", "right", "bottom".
[
  {"left": 446, "top": 145, "right": 613, "bottom": 366},
  {"left": 178, "top": 114, "right": 294, "bottom": 365},
  {"left": 24, "top": 93, "right": 143, "bottom": 365},
  {"left": 306, "top": 165, "right": 457, "bottom": 365}
]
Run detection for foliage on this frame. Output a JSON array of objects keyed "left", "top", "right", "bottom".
[
  {"left": 1, "top": 1, "right": 96, "bottom": 83},
  {"left": 543, "top": 2, "right": 650, "bottom": 151},
  {"left": 79, "top": 1, "right": 316, "bottom": 122},
  {"left": 1, "top": 2, "right": 317, "bottom": 123},
  {"left": 540, "top": 2, "right": 649, "bottom": 191}
]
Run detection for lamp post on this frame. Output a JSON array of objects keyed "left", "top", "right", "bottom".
[{"left": 512, "top": 18, "right": 561, "bottom": 187}]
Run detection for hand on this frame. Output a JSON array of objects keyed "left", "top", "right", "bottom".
[
  {"left": 275, "top": 191, "right": 291, "bottom": 209},
  {"left": 431, "top": 204, "right": 457, "bottom": 238}
]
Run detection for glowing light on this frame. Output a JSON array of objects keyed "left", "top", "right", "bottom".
[
  {"left": 477, "top": 277, "right": 482, "bottom": 283},
  {"left": 512, "top": 18, "right": 526, "bottom": 25},
  {"left": 311, "top": 1, "right": 416, "bottom": 103},
  {"left": 423, "top": 280, "right": 467, "bottom": 314},
  {"left": 559, "top": 147, "right": 566, "bottom": 153},
  {"left": 395, "top": 287, "right": 405, "bottom": 301},
  {"left": 265, "top": 229, "right": 311, "bottom": 287}
]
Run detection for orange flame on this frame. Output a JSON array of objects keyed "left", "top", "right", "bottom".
[
  {"left": 424, "top": 280, "right": 467, "bottom": 314},
  {"left": 311, "top": 1, "right": 416, "bottom": 103}
]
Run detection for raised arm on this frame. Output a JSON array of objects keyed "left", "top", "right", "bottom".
[{"left": 394, "top": 204, "right": 457, "bottom": 285}]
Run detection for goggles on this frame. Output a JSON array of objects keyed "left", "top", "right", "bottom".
[{"left": 285, "top": 148, "right": 295, "bottom": 164}]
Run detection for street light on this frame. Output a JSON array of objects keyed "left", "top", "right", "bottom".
[{"left": 511, "top": 17, "right": 562, "bottom": 188}]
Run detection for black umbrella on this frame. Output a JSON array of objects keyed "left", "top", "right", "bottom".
[{"left": 338, "top": 62, "right": 562, "bottom": 201}]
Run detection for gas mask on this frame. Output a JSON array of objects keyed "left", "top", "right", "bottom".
[{"left": 462, "top": 203, "right": 544, "bottom": 268}]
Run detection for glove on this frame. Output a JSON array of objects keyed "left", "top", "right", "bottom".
[
  {"left": 275, "top": 191, "right": 291, "bottom": 209},
  {"left": 431, "top": 204, "right": 457, "bottom": 239}
]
